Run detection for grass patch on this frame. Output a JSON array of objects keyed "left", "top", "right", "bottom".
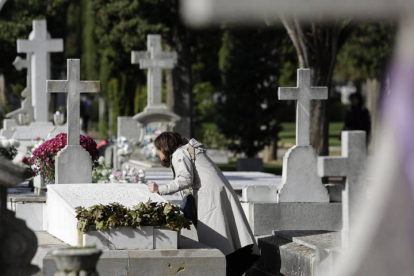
[{"left": 279, "top": 122, "right": 344, "bottom": 148}]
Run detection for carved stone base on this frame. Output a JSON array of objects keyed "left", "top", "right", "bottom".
[{"left": 52, "top": 248, "right": 102, "bottom": 276}]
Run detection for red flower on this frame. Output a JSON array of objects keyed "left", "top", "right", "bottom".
[{"left": 22, "top": 157, "right": 28, "bottom": 164}]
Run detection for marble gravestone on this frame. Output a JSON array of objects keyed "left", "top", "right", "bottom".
[
  {"left": 277, "top": 68, "right": 329, "bottom": 202},
  {"left": 6, "top": 54, "right": 35, "bottom": 125},
  {"left": 130, "top": 35, "right": 180, "bottom": 133},
  {"left": 47, "top": 59, "right": 99, "bottom": 184},
  {"left": 17, "top": 19, "right": 63, "bottom": 123},
  {"left": 318, "top": 131, "right": 367, "bottom": 246},
  {"left": 5, "top": 20, "right": 67, "bottom": 145},
  {"left": 47, "top": 184, "right": 167, "bottom": 246}
]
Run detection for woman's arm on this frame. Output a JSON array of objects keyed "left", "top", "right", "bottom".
[{"left": 158, "top": 150, "right": 193, "bottom": 195}]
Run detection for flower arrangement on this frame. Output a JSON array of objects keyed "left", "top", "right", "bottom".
[
  {"left": 141, "top": 127, "right": 163, "bottom": 161},
  {"left": 117, "top": 136, "right": 134, "bottom": 164},
  {"left": 109, "top": 165, "right": 147, "bottom": 184},
  {"left": 0, "top": 137, "right": 20, "bottom": 160},
  {"left": 76, "top": 201, "right": 192, "bottom": 233},
  {"left": 29, "top": 133, "right": 99, "bottom": 183},
  {"left": 92, "top": 156, "right": 114, "bottom": 183}
]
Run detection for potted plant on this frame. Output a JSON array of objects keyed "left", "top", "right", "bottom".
[{"left": 76, "top": 201, "right": 191, "bottom": 250}]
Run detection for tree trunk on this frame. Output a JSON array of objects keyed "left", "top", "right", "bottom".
[
  {"left": 365, "top": 77, "right": 381, "bottom": 150},
  {"left": 170, "top": 28, "right": 193, "bottom": 139},
  {"left": 279, "top": 17, "right": 352, "bottom": 156}
]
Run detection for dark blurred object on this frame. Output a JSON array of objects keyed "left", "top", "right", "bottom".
[{"left": 343, "top": 93, "right": 371, "bottom": 143}]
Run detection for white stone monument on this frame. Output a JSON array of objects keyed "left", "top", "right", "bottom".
[
  {"left": 47, "top": 184, "right": 168, "bottom": 246},
  {"left": 318, "top": 131, "right": 367, "bottom": 246},
  {"left": 47, "top": 59, "right": 100, "bottom": 184},
  {"left": 6, "top": 54, "right": 35, "bottom": 124},
  {"left": 129, "top": 35, "right": 180, "bottom": 133},
  {"left": 277, "top": 68, "right": 329, "bottom": 202},
  {"left": 17, "top": 19, "right": 63, "bottom": 123}
]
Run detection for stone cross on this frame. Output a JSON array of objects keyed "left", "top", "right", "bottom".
[
  {"left": 47, "top": 59, "right": 100, "bottom": 145},
  {"left": 131, "top": 35, "right": 177, "bottom": 108},
  {"left": 278, "top": 69, "right": 328, "bottom": 146},
  {"left": 47, "top": 59, "right": 100, "bottom": 184},
  {"left": 318, "top": 131, "right": 367, "bottom": 246},
  {"left": 17, "top": 20, "right": 63, "bottom": 122}
]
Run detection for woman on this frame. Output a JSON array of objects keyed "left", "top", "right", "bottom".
[{"left": 148, "top": 131, "right": 260, "bottom": 275}]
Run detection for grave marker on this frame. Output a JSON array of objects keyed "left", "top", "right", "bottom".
[
  {"left": 278, "top": 68, "right": 328, "bottom": 146},
  {"left": 277, "top": 68, "right": 329, "bottom": 202},
  {"left": 131, "top": 35, "right": 177, "bottom": 109},
  {"left": 17, "top": 20, "right": 63, "bottom": 122},
  {"left": 318, "top": 131, "right": 367, "bottom": 246},
  {"left": 47, "top": 59, "right": 100, "bottom": 184}
]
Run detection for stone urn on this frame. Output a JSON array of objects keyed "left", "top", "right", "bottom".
[
  {"left": 17, "top": 113, "right": 30, "bottom": 126},
  {"left": 54, "top": 111, "right": 65, "bottom": 126},
  {"left": 51, "top": 248, "right": 102, "bottom": 276}
]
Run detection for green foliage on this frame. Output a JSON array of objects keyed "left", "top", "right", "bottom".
[
  {"left": 202, "top": 130, "right": 227, "bottom": 150},
  {"left": 217, "top": 25, "right": 285, "bottom": 157},
  {"left": 335, "top": 22, "right": 395, "bottom": 81},
  {"left": 134, "top": 85, "right": 147, "bottom": 114},
  {"left": 193, "top": 82, "right": 217, "bottom": 125},
  {"left": 76, "top": 201, "right": 192, "bottom": 233}
]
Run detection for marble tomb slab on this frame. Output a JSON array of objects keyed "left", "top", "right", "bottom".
[{"left": 47, "top": 184, "right": 167, "bottom": 246}]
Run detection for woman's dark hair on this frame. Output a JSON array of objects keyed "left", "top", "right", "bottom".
[{"left": 154, "top": 131, "right": 189, "bottom": 167}]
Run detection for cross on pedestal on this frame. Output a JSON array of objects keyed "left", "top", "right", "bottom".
[
  {"left": 278, "top": 69, "right": 328, "bottom": 146},
  {"left": 47, "top": 59, "right": 100, "bottom": 145},
  {"left": 131, "top": 35, "right": 177, "bottom": 108},
  {"left": 46, "top": 59, "right": 100, "bottom": 184},
  {"left": 318, "top": 131, "right": 367, "bottom": 246},
  {"left": 17, "top": 20, "right": 63, "bottom": 122}
]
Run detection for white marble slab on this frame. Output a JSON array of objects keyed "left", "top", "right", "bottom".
[
  {"left": 144, "top": 170, "right": 282, "bottom": 203},
  {"left": 47, "top": 184, "right": 167, "bottom": 246}
]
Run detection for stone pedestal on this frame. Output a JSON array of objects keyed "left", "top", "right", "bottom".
[
  {"left": 55, "top": 145, "right": 92, "bottom": 184},
  {"left": 35, "top": 231, "right": 225, "bottom": 276},
  {"left": 278, "top": 146, "right": 329, "bottom": 203},
  {"left": 51, "top": 248, "right": 102, "bottom": 276},
  {"left": 117, "top": 116, "right": 145, "bottom": 145},
  {"left": 0, "top": 119, "right": 17, "bottom": 138}
]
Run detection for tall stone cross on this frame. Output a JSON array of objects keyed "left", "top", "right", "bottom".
[
  {"left": 278, "top": 68, "right": 328, "bottom": 146},
  {"left": 131, "top": 35, "right": 177, "bottom": 108},
  {"left": 277, "top": 68, "right": 330, "bottom": 203},
  {"left": 318, "top": 131, "right": 367, "bottom": 246},
  {"left": 47, "top": 59, "right": 100, "bottom": 184},
  {"left": 17, "top": 20, "right": 63, "bottom": 123}
]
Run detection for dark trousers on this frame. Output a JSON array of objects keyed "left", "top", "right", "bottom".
[{"left": 226, "top": 244, "right": 260, "bottom": 276}]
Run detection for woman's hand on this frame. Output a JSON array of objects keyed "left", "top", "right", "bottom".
[{"left": 148, "top": 182, "right": 159, "bottom": 194}]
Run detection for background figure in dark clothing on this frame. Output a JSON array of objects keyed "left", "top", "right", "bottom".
[
  {"left": 344, "top": 93, "right": 371, "bottom": 144},
  {"left": 80, "top": 96, "right": 93, "bottom": 134}
]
